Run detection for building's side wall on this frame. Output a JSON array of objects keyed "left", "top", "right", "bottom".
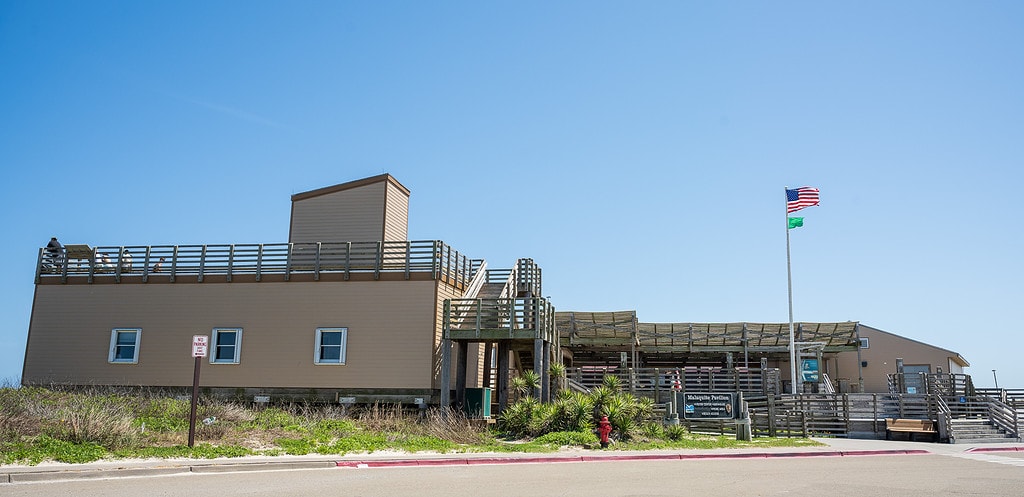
[
  {"left": 290, "top": 181, "right": 387, "bottom": 243},
  {"left": 832, "top": 326, "right": 965, "bottom": 393},
  {"left": 24, "top": 281, "right": 437, "bottom": 389},
  {"left": 383, "top": 181, "right": 409, "bottom": 242}
]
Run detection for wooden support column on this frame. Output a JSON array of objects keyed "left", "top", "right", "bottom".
[
  {"left": 533, "top": 338, "right": 544, "bottom": 400},
  {"left": 456, "top": 341, "right": 467, "bottom": 407},
  {"left": 497, "top": 340, "right": 510, "bottom": 413},
  {"left": 541, "top": 341, "right": 551, "bottom": 402},
  {"left": 761, "top": 357, "right": 769, "bottom": 395},
  {"left": 440, "top": 338, "right": 452, "bottom": 409}
]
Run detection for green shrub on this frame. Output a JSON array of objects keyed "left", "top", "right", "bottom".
[
  {"left": 35, "top": 435, "right": 107, "bottom": 464},
  {"left": 664, "top": 424, "right": 688, "bottom": 441},
  {"left": 497, "top": 397, "right": 538, "bottom": 437}
]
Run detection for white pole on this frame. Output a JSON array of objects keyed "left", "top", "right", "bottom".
[{"left": 785, "top": 187, "right": 798, "bottom": 393}]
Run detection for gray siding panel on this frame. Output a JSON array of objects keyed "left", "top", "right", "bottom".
[
  {"left": 290, "top": 182, "right": 387, "bottom": 243},
  {"left": 25, "top": 280, "right": 439, "bottom": 389},
  {"left": 383, "top": 182, "right": 409, "bottom": 241}
]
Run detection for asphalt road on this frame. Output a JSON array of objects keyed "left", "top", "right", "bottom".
[{"left": 4, "top": 452, "right": 1024, "bottom": 497}]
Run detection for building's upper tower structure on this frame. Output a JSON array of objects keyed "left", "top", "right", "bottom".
[{"left": 289, "top": 173, "right": 410, "bottom": 243}]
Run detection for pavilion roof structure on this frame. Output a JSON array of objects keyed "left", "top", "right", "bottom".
[
  {"left": 556, "top": 311, "right": 861, "bottom": 354},
  {"left": 557, "top": 311, "right": 638, "bottom": 347}
]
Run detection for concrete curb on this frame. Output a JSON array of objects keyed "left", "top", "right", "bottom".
[
  {"left": 334, "top": 449, "right": 929, "bottom": 468},
  {"left": 2, "top": 460, "right": 337, "bottom": 484}
]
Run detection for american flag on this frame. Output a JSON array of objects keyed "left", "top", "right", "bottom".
[{"left": 786, "top": 187, "right": 819, "bottom": 213}]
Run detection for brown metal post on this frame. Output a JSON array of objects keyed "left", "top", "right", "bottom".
[{"left": 188, "top": 356, "right": 201, "bottom": 447}]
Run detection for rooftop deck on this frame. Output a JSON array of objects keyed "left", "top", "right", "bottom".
[{"left": 37, "top": 240, "right": 481, "bottom": 289}]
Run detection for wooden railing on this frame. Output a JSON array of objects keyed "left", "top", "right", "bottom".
[
  {"left": 444, "top": 297, "right": 557, "bottom": 342},
  {"left": 888, "top": 372, "right": 973, "bottom": 396},
  {"left": 973, "top": 390, "right": 1021, "bottom": 438},
  {"left": 37, "top": 240, "right": 482, "bottom": 288},
  {"left": 566, "top": 367, "right": 781, "bottom": 397},
  {"left": 515, "top": 258, "right": 542, "bottom": 297}
]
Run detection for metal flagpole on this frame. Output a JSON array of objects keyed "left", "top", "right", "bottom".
[{"left": 785, "top": 187, "right": 798, "bottom": 394}]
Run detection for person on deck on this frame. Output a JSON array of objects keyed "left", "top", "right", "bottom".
[
  {"left": 120, "top": 249, "right": 133, "bottom": 273},
  {"left": 45, "top": 237, "right": 63, "bottom": 271}
]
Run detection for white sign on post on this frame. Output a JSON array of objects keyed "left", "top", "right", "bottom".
[{"left": 192, "top": 335, "right": 209, "bottom": 358}]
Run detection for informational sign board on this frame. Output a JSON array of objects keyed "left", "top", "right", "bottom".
[
  {"left": 192, "top": 335, "right": 209, "bottom": 358},
  {"left": 681, "top": 393, "right": 736, "bottom": 420},
  {"left": 801, "top": 359, "right": 819, "bottom": 382}
]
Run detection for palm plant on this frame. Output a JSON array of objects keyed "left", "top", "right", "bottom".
[
  {"left": 511, "top": 370, "right": 541, "bottom": 400},
  {"left": 548, "top": 362, "right": 566, "bottom": 395},
  {"left": 601, "top": 374, "right": 622, "bottom": 392}
]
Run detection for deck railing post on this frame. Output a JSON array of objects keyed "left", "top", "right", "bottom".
[
  {"left": 227, "top": 244, "right": 234, "bottom": 282},
  {"left": 476, "top": 300, "right": 482, "bottom": 337},
  {"left": 256, "top": 244, "right": 263, "bottom": 282},
  {"left": 198, "top": 245, "right": 207, "bottom": 283},
  {"left": 114, "top": 246, "right": 124, "bottom": 283},
  {"left": 170, "top": 246, "right": 179, "bottom": 282},
  {"left": 142, "top": 246, "right": 152, "bottom": 283},
  {"left": 344, "top": 242, "right": 351, "bottom": 280},
  {"left": 405, "top": 241, "right": 411, "bottom": 280},
  {"left": 374, "top": 241, "right": 382, "bottom": 280},
  {"left": 314, "top": 242, "right": 321, "bottom": 281},
  {"left": 284, "top": 243, "right": 293, "bottom": 281},
  {"left": 87, "top": 247, "right": 96, "bottom": 284}
]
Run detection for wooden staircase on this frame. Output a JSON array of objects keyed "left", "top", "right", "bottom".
[{"left": 949, "top": 418, "right": 1019, "bottom": 444}]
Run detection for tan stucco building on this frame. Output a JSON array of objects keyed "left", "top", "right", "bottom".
[{"left": 23, "top": 174, "right": 971, "bottom": 404}]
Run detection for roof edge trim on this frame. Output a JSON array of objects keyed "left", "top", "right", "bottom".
[{"left": 291, "top": 173, "right": 411, "bottom": 202}]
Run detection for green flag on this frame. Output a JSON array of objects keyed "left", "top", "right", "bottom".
[{"left": 788, "top": 217, "right": 804, "bottom": 229}]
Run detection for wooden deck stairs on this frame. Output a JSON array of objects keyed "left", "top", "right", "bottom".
[{"left": 949, "top": 419, "right": 1020, "bottom": 444}]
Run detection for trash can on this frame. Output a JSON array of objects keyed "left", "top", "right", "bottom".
[
  {"left": 838, "top": 378, "right": 850, "bottom": 394},
  {"left": 463, "top": 388, "right": 491, "bottom": 418}
]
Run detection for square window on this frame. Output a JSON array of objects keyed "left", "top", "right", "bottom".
[
  {"left": 211, "top": 328, "right": 242, "bottom": 364},
  {"left": 109, "top": 329, "right": 140, "bottom": 364},
  {"left": 859, "top": 337, "right": 870, "bottom": 349},
  {"left": 315, "top": 328, "right": 347, "bottom": 365}
]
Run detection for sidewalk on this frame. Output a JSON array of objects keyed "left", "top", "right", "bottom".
[{"left": 3, "top": 438, "right": 1022, "bottom": 484}]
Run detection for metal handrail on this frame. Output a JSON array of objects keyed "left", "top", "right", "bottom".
[
  {"left": 935, "top": 395, "right": 953, "bottom": 442},
  {"left": 976, "top": 393, "right": 1020, "bottom": 439}
]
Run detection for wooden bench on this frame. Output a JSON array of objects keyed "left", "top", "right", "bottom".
[{"left": 885, "top": 418, "right": 937, "bottom": 441}]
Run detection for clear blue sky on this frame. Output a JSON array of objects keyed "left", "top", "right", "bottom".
[{"left": 2, "top": 2, "right": 1021, "bottom": 388}]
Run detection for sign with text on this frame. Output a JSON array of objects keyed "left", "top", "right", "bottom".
[
  {"left": 801, "top": 359, "right": 819, "bottom": 383},
  {"left": 192, "top": 335, "right": 209, "bottom": 358},
  {"left": 681, "top": 392, "right": 736, "bottom": 420}
]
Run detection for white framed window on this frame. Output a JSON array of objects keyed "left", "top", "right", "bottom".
[
  {"left": 108, "top": 328, "right": 140, "bottom": 364},
  {"left": 211, "top": 328, "right": 242, "bottom": 364},
  {"left": 859, "top": 337, "right": 870, "bottom": 349},
  {"left": 314, "top": 328, "right": 347, "bottom": 365}
]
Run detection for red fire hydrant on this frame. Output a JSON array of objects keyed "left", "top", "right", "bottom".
[{"left": 598, "top": 416, "right": 612, "bottom": 448}]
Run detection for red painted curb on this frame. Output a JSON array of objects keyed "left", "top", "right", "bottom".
[
  {"left": 335, "top": 449, "right": 928, "bottom": 468},
  {"left": 415, "top": 458, "right": 469, "bottom": 466},
  {"left": 966, "top": 446, "right": 1024, "bottom": 453}
]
